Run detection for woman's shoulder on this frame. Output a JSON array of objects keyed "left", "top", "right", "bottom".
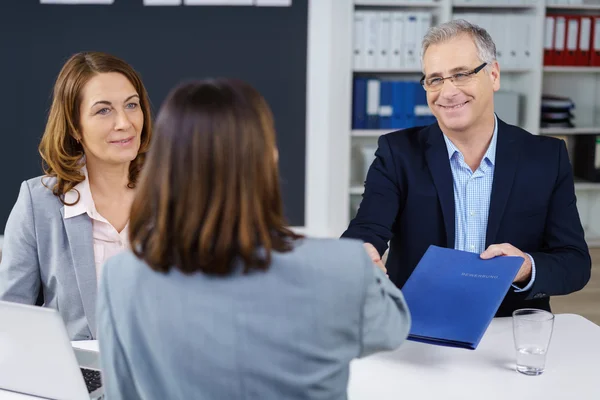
[
  {"left": 21, "top": 175, "right": 60, "bottom": 203},
  {"left": 281, "top": 237, "right": 371, "bottom": 271}
]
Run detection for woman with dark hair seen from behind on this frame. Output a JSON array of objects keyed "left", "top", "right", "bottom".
[
  {"left": 97, "top": 78, "right": 411, "bottom": 400},
  {"left": 0, "top": 51, "right": 152, "bottom": 341}
]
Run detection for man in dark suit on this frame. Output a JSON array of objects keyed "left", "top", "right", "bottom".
[{"left": 342, "top": 19, "right": 591, "bottom": 317}]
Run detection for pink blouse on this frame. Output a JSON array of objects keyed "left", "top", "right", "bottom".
[{"left": 63, "top": 166, "right": 129, "bottom": 281}]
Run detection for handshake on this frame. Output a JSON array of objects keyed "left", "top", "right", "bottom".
[{"left": 363, "top": 243, "right": 387, "bottom": 275}]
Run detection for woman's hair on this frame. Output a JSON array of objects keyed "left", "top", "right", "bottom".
[
  {"left": 129, "top": 79, "right": 301, "bottom": 276},
  {"left": 38, "top": 51, "right": 153, "bottom": 203}
]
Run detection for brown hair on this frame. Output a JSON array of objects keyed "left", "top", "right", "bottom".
[
  {"left": 129, "top": 79, "right": 301, "bottom": 275},
  {"left": 38, "top": 51, "right": 153, "bottom": 203}
]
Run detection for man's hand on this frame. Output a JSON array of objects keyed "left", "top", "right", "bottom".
[
  {"left": 363, "top": 242, "right": 387, "bottom": 275},
  {"left": 480, "top": 243, "right": 532, "bottom": 284}
]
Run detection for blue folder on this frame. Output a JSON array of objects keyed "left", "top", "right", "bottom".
[{"left": 401, "top": 245, "right": 523, "bottom": 350}]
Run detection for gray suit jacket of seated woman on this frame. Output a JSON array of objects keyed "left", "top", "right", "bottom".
[
  {"left": 0, "top": 177, "right": 98, "bottom": 341},
  {"left": 97, "top": 238, "right": 411, "bottom": 400}
]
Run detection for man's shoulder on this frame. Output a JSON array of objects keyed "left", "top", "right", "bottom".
[
  {"left": 499, "top": 120, "right": 564, "bottom": 152},
  {"left": 382, "top": 125, "right": 431, "bottom": 142},
  {"left": 377, "top": 124, "right": 434, "bottom": 154}
]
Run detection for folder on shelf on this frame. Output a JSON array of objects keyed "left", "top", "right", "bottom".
[
  {"left": 352, "top": 78, "right": 367, "bottom": 130},
  {"left": 366, "top": 79, "right": 380, "bottom": 129},
  {"left": 389, "top": 12, "right": 405, "bottom": 70},
  {"left": 577, "top": 16, "right": 592, "bottom": 66},
  {"left": 391, "top": 81, "right": 408, "bottom": 129},
  {"left": 401, "top": 245, "right": 523, "bottom": 350},
  {"left": 364, "top": 11, "right": 378, "bottom": 70},
  {"left": 379, "top": 80, "right": 393, "bottom": 129},
  {"left": 376, "top": 12, "right": 392, "bottom": 70},
  {"left": 592, "top": 17, "right": 600, "bottom": 67},
  {"left": 564, "top": 16, "right": 579, "bottom": 66},
  {"left": 553, "top": 16, "right": 567, "bottom": 66},
  {"left": 544, "top": 16, "right": 555, "bottom": 66},
  {"left": 353, "top": 11, "right": 366, "bottom": 70},
  {"left": 404, "top": 13, "right": 419, "bottom": 70},
  {"left": 518, "top": 15, "right": 533, "bottom": 68}
]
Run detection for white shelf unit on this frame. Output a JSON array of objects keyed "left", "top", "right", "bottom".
[
  {"left": 539, "top": 127, "right": 600, "bottom": 135},
  {"left": 325, "top": 0, "right": 600, "bottom": 245},
  {"left": 543, "top": 66, "right": 600, "bottom": 72},
  {"left": 354, "top": 0, "right": 441, "bottom": 6},
  {"left": 546, "top": 4, "right": 600, "bottom": 11},
  {"left": 452, "top": 3, "right": 539, "bottom": 10}
]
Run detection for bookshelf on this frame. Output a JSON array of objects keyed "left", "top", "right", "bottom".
[{"left": 307, "top": 0, "right": 600, "bottom": 245}]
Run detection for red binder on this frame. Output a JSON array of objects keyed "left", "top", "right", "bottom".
[
  {"left": 564, "top": 16, "right": 579, "bottom": 66},
  {"left": 544, "top": 16, "right": 555, "bottom": 66},
  {"left": 553, "top": 16, "right": 567, "bottom": 66},
  {"left": 592, "top": 17, "right": 600, "bottom": 67},
  {"left": 577, "top": 16, "right": 592, "bottom": 66}
]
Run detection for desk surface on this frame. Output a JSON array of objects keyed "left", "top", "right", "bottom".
[
  {"left": 1, "top": 314, "right": 598, "bottom": 399},
  {"left": 348, "top": 313, "right": 600, "bottom": 400}
]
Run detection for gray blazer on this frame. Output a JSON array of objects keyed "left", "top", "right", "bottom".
[
  {"left": 97, "top": 238, "right": 411, "bottom": 400},
  {"left": 0, "top": 177, "right": 97, "bottom": 340}
]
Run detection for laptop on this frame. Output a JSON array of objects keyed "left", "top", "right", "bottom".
[{"left": 0, "top": 300, "right": 103, "bottom": 399}]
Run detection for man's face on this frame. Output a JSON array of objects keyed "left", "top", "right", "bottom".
[{"left": 422, "top": 34, "right": 500, "bottom": 133}]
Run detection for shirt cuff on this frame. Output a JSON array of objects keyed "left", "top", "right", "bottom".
[{"left": 512, "top": 253, "right": 536, "bottom": 292}]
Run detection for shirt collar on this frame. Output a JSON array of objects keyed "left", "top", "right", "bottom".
[
  {"left": 63, "top": 165, "right": 94, "bottom": 219},
  {"left": 442, "top": 114, "right": 498, "bottom": 166}
]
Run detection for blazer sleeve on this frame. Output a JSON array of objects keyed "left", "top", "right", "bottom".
[
  {"left": 358, "top": 249, "right": 411, "bottom": 358},
  {"left": 97, "top": 261, "right": 143, "bottom": 400},
  {"left": 527, "top": 140, "right": 592, "bottom": 299},
  {"left": 341, "top": 134, "right": 403, "bottom": 257},
  {"left": 0, "top": 181, "right": 41, "bottom": 304}
]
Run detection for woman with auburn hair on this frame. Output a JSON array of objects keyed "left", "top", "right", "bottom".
[
  {"left": 97, "top": 79, "right": 411, "bottom": 400},
  {"left": 0, "top": 51, "right": 152, "bottom": 341}
]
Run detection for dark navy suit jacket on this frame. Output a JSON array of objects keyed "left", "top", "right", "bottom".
[{"left": 342, "top": 118, "right": 591, "bottom": 317}]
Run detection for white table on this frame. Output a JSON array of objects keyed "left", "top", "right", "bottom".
[
  {"left": 1, "top": 314, "right": 598, "bottom": 399},
  {"left": 348, "top": 313, "right": 600, "bottom": 400}
]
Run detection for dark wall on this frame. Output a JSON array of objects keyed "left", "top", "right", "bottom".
[{"left": 0, "top": 0, "right": 307, "bottom": 229}]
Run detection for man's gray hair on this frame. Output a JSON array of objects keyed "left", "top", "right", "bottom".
[{"left": 421, "top": 19, "right": 497, "bottom": 70}]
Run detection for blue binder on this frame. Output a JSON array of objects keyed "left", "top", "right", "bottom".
[
  {"left": 401, "top": 245, "right": 523, "bottom": 350},
  {"left": 352, "top": 78, "right": 367, "bottom": 129}
]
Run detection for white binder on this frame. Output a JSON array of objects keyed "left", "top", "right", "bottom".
[
  {"left": 390, "top": 12, "right": 406, "bottom": 70},
  {"left": 364, "top": 12, "right": 379, "bottom": 70},
  {"left": 404, "top": 13, "right": 419, "bottom": 70},
  {"left": 417, "top": 12, "right": 432, "bottom": 68},
  {"left": 376, "top": 12, "right": 392, "bottom": 70},
  {"left": 353, "top": 11, "right": 366, "bottom": 70},
  {"left": 366, "top": 79, "right": 381, "bottom": 126}
]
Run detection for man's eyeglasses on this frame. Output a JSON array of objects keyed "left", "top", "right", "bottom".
[{"left": 420, "top": 62, "right": 487, "bottom": 92}]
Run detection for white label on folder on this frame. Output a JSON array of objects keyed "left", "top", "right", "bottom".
[
  {"left": 366, "top": 80, "right": 380, "bottom": 116},
  {"left": 144, "top": 0, "right": 181, "bottom": 4},
  {"left": 255, "top": 0, "right": 291, "bottom": 6},
  {"left": 40, "top": 0, "right": 113, "bottom": 3},
  {"left": 544, "top": 17, "right": 554, "bottom": 50},
  {"left": 567, "top": 19, "right": 578, "bottom": 51},
  {"left": 580, "top": 18, "right": 592, "bottom": 51},
  {"left": 379, "top": 105, "right": 393, "bottom": 117},
  {"left": 595, "top": 19, "right": 600, "bottom": 51},
  {"left": 414, "top": 105, "right": 432, "bottom": 116},
  {"left": 555, "top": 17, "right": 566, "bottom": 51},
  {"left": 184, "top": 0, "right": 252, "bottom": 4}
]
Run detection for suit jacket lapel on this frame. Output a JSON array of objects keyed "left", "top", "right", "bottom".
[
  {"left": 424, "top": 125, "right": 455, "bottom": 248},
  {"left": 61, "top": 209, "right": 97, "bottom": 337},
  {"left": 485, "top": 120, "right": 521, "bottom": 247}
]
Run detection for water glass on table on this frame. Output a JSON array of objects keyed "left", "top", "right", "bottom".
[{"left": 512, "top": 308, "right": 555, "bottom": 376}]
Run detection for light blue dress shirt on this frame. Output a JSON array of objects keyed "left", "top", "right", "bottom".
[{"left": 442, "top": 115, "right": 535, "bottom": 292}]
